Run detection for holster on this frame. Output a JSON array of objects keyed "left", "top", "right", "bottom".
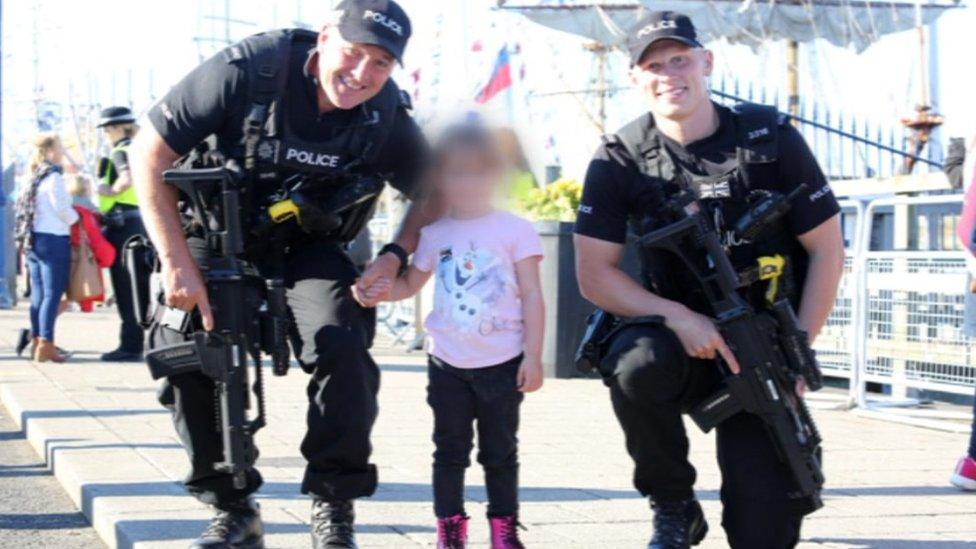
[
  {"left": 575, "top": 311, "right": 665, "bottom": 378},
  {"left": 123, "top": 235, "right": 156, "bottom": 328}
]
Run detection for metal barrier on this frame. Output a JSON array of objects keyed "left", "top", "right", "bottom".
[
  {"left": 812, "top": 199, "right": 864, "bottom": 388},
  {"left": 844, "top": 194, "right": 974, "bottom": 430}
]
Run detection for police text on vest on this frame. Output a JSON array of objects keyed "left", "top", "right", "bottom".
[{"left": 285, "top": 148, "right": 340, "bottom": 168}]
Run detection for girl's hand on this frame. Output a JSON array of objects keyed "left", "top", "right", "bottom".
[
  {"left": 517, "top": 356, "right": 543, "bottom": 393},
  {"left": 357, "top": 276, "right": 393, "bottom": 305}
]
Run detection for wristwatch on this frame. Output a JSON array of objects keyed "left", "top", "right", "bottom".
[{"left": 378, "top": 243, "right": 409, "bottom": 276}]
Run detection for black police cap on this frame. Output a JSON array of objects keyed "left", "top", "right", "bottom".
[
  {"left": 97, "top": 106, "right": 136, "bottom": 128},
  {"left": 626, "top": 11, "right": 703, "bottom": 67},
  {"left": 335, "top": 0, "right": 412, "bottom": 64}
]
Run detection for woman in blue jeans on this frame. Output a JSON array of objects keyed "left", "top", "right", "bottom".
[{"left": 15, "top": 133, "right": 78, "bottom": 362}]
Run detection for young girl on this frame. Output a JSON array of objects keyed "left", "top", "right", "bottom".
[{"left": 372, "top": 123, "right": 544, "bottom": 548}]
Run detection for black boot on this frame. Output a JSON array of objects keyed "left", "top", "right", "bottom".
[
  {"left": 312, "top": 499, "right": 358, "bottom": 549},
  {"left": 100, "top": 348, "right": 144, "bottom": 362},
  {"left": 189, "top": 498, "right": 264, "bottom": 549},
  {"left": 15, "top": 329, "right": 31, "bottom": 357},
  {"left": 648, "top": 498, "right": 708, "bottom": 549}
]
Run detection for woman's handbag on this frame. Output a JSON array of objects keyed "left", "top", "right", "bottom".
[{"left": 67, "top": 230, "right": 104, "bottom": 302}]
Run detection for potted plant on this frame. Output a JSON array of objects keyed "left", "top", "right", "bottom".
[{"left": 516, "top": 179, "right": 596, "bottom": 378}]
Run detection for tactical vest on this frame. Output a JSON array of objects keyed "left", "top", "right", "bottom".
[
  {"left": 178, "top": 29, "right": 411, "bottom": 256},
  {"left": 611, "top": 103, "right": 809, "bottom": 313},
  {"left": 99, "top": 139, "right": 139, "bottom": 213}
]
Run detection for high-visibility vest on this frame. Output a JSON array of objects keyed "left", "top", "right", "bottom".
[{"left": 99, "top": 140, "right": 139, "bottom": 213}]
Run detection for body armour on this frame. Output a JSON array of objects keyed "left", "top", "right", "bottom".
[
  {"left": 174, "top": 29, "right": 412, "bottom": 259},
  {"left": 609, "top": 103, "right": 810, "bottom": 314}
]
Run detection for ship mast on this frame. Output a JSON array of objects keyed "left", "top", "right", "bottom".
[{"left": 899, "top": 0, "right": 943, "bottom": 174}]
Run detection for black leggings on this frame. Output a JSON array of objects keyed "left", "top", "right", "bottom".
[
  {"left": 602, "top": 323, "right": 806, "bottom": 549},
  {"left": 427, "top": 355, "right": 523, "bottom": 518}
]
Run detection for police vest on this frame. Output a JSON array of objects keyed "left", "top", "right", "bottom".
[
  {"left": 610, "top": 103, "right": 809, "bottom": 313},
  {"left": 176, "top": 29, "right": 411, "bottom": 256},
  {"left": 99, "top": 139, "right": 139, "bottom": 213}
]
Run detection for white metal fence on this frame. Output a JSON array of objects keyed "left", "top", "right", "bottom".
[{"left": 811, "top": 194, "right": 975, "bottom": 429}]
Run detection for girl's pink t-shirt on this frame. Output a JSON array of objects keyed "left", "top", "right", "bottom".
[{"left": 413, "top": 210, "right": 544, "bottom": 368}]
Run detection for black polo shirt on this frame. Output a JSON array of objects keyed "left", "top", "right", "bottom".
[{"left": 147, "top": 33, "right": 425, "bottom": 198}]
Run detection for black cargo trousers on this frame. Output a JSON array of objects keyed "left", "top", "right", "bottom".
[
  {"left": 601, "top": 321, "right": 807, "bottom": 549},
  {"left": 103, "top": 205, "right": 149, "bottom": 354},
  {"left": 154, "top": 243, "right": 379, "bottom": 506}
]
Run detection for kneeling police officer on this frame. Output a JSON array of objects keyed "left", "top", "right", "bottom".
[
  {"left": 573, "top": 12, "right": 846, "bottom": 549},
  {"left": 131, "top": 1, "right": 434, "bottom": 547}
]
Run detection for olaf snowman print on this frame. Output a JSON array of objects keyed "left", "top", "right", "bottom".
[{"left": 436, "top": 242, "right": 516, "bottom": 336}]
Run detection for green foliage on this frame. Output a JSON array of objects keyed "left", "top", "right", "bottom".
[{"left": 517, "top": 178, "right": 583, "bottom": 222}]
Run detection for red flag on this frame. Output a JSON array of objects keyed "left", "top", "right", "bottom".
[{"left": 475, "top": 47, "right": 512, "bottom": 105}]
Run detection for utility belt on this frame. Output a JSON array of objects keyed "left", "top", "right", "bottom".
[{"left": 103, "top": 206, "right": 142, "bottom": 229}]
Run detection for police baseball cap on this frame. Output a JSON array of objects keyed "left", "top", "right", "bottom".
[
  {"left": 626, "top": 11, "right": 703, "bottom": 66},
  {"left": 335, "top": 0, "right": 412, "bottom": 64},
  {"left": 97, "top": 106, "right": 136, "bottom": 128}
]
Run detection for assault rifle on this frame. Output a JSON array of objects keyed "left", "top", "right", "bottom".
[
  {"left": 638, "top": 187, "right": 825, "bottom": 511},
  {"left": 144, "top": 163, "right": 291, "bottom": 489}
]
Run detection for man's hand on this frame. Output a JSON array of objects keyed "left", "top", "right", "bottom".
[
  {"left": 162, "top": 259, "right": 213, "bottom": 331},
  {"left": 665, "top": 307, "right": 741, "bottom": 374},
  {"left": 796, "top": 378, "right": 808, "bottom": 398},
  {"left": 354, "top": 252, "right": 400, "bottom": 307},
  {"left": 97, "top": 183, "right": 114, "bottom": 197},
  {"left": 517, "top": 355, "right": 544, "bottom": 393}
]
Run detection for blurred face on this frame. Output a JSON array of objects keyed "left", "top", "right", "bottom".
[
  {"left": 316, "top": 29, "right": 396, "bottom": 110},
  {"left": 103, "top": 125, "right": 125, "bottom": 142},
  {"left": 44, "top": 141, "right": 64, "bottom": 165},
  {"left": 630, "top": 41, "right": 713, "bottom": 121},
  {"left": 438, "top": 146, "right": 504, "bottom": 216}
]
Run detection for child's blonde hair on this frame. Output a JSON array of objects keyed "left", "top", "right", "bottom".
[
  {"left": 29, "top": 133, "right": 62, "bottom": 175},
  {"left": 68, "top": 174, "right": 91, "bottom": 198},
  {"left": 431, "top": 122, "right": 506, "bottom": 177}
]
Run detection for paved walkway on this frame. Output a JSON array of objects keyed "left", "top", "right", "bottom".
[
  {"left": 0, "top": 401, "right": 105, "bottom": 548},
  {"left": 1, "top": 304, "right": 975, "bottom": 548}
]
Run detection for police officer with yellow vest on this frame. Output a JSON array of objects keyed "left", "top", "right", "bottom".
[{"left": 97, "top": 106, "right": 148, "bottom": 362}]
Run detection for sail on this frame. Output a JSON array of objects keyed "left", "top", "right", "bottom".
[{"left": 501, "top": 1, "right": 958, "bottom": 52}]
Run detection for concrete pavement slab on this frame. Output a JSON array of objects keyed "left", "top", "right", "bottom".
[{"left": 2, "top": 305, "right": 975, "bottom": 548}]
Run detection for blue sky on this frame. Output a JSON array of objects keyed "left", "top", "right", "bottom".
[{"left": 2, "top": 1, "right": 973, "bottom": 180}]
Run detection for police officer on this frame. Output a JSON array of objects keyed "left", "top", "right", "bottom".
[
  {"left": 130, "top": 1, "right": 434, "bottom": 547},
  {"left": 97, "top": 106, "right": 149, "bottom": 361},
  {"left": 573, "top": 12, "right": 845, "bottom": 549}
]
